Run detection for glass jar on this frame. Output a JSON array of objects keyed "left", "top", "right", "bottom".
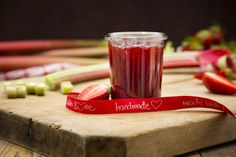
[{"left": 106, "top": 32, "right": 167, "bottom": 99}]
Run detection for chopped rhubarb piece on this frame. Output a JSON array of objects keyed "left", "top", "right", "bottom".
[
  {"left": 5, "top": 86, "right": 17, "bottom": 98},
  {"left": 35, "top": 83, "right": 46, "bottom": 96},
  {"left": 26, "top": 82, "right": 37, "bottom": 94},
  {"left": 16, "top": 85, "right": 27, "bottom": 98},
  {"left": 60, "top": 81, "right": 73, "bottom": 95}
]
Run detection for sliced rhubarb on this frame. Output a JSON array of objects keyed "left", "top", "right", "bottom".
[
  {"left": 16, "top": 85, "right": 27, "bottom": 98},
  {"left": 5, "top": 86, "right": 17, "bottom": 98},
  {"left": 26, "top": 82, "right": 37, "bottom": 94},
  {"left": 60, "top": 81, "right": 73, "bottom": 95},
  {"left": 35, "top": 83, "right": 46, "bottom": 96}
]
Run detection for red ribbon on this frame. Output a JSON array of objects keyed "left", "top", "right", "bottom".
[{"left": 66, "top": 92, "right": 236, "bottom": 119}]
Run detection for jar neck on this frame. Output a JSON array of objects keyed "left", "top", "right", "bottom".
[{"left": 106, "top": 32, "right": 167, "bottom": 43}]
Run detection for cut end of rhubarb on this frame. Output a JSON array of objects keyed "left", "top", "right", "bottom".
[
  {"left": 35, "top": 83, "right": 46, "bottom": 96},
  {"left": 16, "top": 85, "right": 27, "bottom": 98},
  {"left": 5, "top": 86, "right": 17, "bottom": 98},
  {"left": 60, "top": 81, "right": 73, "bottom": 94},
  {"left": 26, "top": 82, "right": 37, "bottom": 94},
  {"left": 45, "top": 76, "right": 57, "bottom": 90}
]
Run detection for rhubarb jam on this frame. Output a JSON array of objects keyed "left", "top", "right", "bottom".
[{"left": 106, "top": 32, "right": 167, "bottom": 99}]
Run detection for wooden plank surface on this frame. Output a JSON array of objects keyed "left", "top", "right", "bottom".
[
  {"left": 2, "top": 134, "right": 236, "bottom": 157},
  {"left": 180, "top": 140, "right": 236, "bottom": 157},
  {"left": 0, "top": 73, "right": 236, "bottom": 157},
  {"left": 181, "top": 153, "right": 202, "bottom": 157},
  {"left": 200, "top": 141, "right": 236, "bottom": 157},
  {"left": 0, "top": 138, "right": 45, "bottom": 157}
]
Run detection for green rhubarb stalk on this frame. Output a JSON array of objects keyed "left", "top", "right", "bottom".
[
  {"left": 60, "top": 81, "right": 73, "bottom": 94},
  {"left": 45, "top": 62, "right": 109, "bottom": 90}
]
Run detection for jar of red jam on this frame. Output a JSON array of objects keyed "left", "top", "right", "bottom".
[{"left": 106, "top": 32, "right": 167, "bottom": 99}]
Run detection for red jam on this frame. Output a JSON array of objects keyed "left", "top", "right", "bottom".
[{"left": 109, "top": 43, "right": 164, "bottom": 99}]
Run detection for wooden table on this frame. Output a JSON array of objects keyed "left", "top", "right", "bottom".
[
  {"left": 1, "top": 138, "right": 236, "bottom": 157},
  {"left": 0, "top": 62, "right": 236, "bottom": 156}
]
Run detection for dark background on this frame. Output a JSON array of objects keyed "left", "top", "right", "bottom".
[{"left": 0, "top": 0, "right": 236, "bottom": 45}]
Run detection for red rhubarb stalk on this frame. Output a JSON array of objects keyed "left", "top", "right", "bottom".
[
  {"left": 40, "top": 47, "right": 108, "bottom": 57},
  {"left": 163, "top": 59, "right": 199, "bottom": 68},
  {"left": 197, "top": 49, "right": 230, "bottom": 66},
  {"left": 0, "top": 56, "right": 107, "bottom": 71},
  {"left": 0, "top": 40, "right": 106, "bottom": 55}
]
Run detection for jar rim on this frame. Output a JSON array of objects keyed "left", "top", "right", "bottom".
[{"left": 105, "top": 31, "right": 167, "bottom": 42}]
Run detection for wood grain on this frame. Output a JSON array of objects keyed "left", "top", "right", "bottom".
[
  {"left": 2, "top": 137, "right": 236, "bottom": 157},
  {"left": 180, "top": 152, "right": 201, "bottom": 157},
  {"left": 200, "top": 141, "right": 236, "bottom": 157},
  {"left": 0, "top": 138, "right": 45, "bottom": 157},
  {"left": 179, "top": 141, "right": 236, "bottom": 157}
]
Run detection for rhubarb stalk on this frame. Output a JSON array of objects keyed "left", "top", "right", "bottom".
[
  {"left": 40, "top": 47, "right": 108, "bottom": 57},
  {"left": 45, "top": 63, "right": 110, "bottom": 90},
  {"left": 0, "top": 56, "right": 107, "bottom": 71},
  {"left": 0, "top": 40, "right": 107, "bottom": 55}
]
